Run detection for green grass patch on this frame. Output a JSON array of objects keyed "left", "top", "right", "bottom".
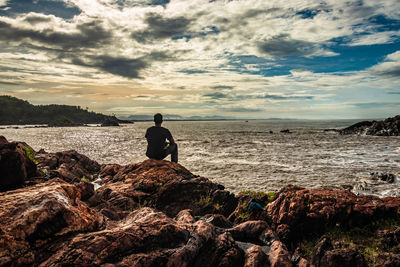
[
  {"left": 81, "top": 176, "right": 91, "bottom": 182},
  {"left": 21, "top": 146, "right": 38, "bottom": 165},
  {"left": 197, "top": 195, "right": 213, "bottom": 206}
]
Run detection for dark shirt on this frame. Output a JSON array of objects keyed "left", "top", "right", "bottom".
[{"left": 145, "top": 126, "right": 172, "bottom": 159}]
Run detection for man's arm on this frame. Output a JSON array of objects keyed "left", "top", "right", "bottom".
[{"left": 167, "top": 136, "right": 175, "bottom": 145}]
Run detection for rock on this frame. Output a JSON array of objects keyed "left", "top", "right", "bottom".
[
  {"left": 377, "top": 226, "right": 400, "bottom": 249},
  {"left": 376, "top": 253, "right": 400, "bottom": 266},
  {"left": 280, "top": 129, "right": 291, "bottom": 134},
  {"left": 0, "top": 179, "right": 103, "bottom": 266},
  {"left": 101, "top": 118, "right": 120, "bottom": 127},
  {"left": 370, "top": 172, "right": 396, "bottom": 183},
  {"left": 36, "top": 149, "right": 101, "bottom": 183},
  {"left": 340, "top": 115, "right": 400, "bottom": 136},
  {"left": 243, "top": 245, "right": 269, "bottom": 267},
  {"left": 90, "top": 159, "right": 237, "bottom": 219},
  {"left": 227, "top": 221, "right": 271, "bottom": 245},
  {"left": 319, "top": 248, "right": 366, "bottom": 267},
  {"left": 0, "top": 136, "right": 37, "bottom": 191},
  {"left": 311, "top": 236, "right": 333, "bottom": 266},
  {"left": 266, "top": 185, "right": 400, "bottom": 244},
  {"left": 200, "top": 214, "right": 234, "bottom": 228},
  {"left": 42, "top": 207, "right": 246, "bottom": 266},
  {"left": 268, "top": 240, "right": 292, "bottom": 267}
]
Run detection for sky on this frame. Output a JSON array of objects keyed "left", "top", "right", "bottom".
[{"left": 0, "top": 0, "right": 399, "bottom": 120}]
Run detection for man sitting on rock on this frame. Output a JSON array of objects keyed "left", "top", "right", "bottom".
[{"left": 145, "top": 113, "right": 178, "bottom": 163}]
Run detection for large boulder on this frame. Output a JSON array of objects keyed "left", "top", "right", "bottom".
[
  {"left": 89, "top": 159, "right": 238, "bottom": 219},
  {"left": 0, "top": 179, "right": 103, "bottom": 266},
  {"left": 36, "top": 149, "right": 101, "bottom": 183},
  {"left": 0, "top": 136, "right": 37, "bottom": 191},
  {"left": 266, "top": 185, "right": 400, "bottom": 243}
]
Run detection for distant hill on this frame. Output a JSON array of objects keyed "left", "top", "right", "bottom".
[{"left": 0, "top": 95, "right": 119, "bottom": 125}]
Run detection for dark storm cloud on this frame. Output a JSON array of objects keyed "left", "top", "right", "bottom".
[
  {"left": 132, "top": 13, "right": 193, "bottom": 43},
  {"left": 0, "top": 19, "right": 112, "bottom": 50},
  {"left": 71, "top": 51, "right": 171, "bottom": 79},
  {"left": 257, "top": 34, "right": 317, "bottom": 57},
  {"left": 72, "top": 55, "right": 147, "bottom": 79}
]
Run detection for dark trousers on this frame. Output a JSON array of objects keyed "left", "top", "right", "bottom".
[{"left": 163, "top": 143, "right": 178, "bottom": 163}]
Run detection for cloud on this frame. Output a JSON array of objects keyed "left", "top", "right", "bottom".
[
  {"left": 219, "top": 107, "right": 264, "bottom": 113},
  {"left": 260, "top": 94, "right": 314, "bottom": 100},
  {"left": 368, "top": 51, "right": 400, "bottom": 78},
  {"left": 132, "top": 12, "right": 193, "bottom": 43},
  {"left": 22, "top": 12, "right": 52, "bottom": 24},
  {"left": 0, "top": 16, "right": 112, "bottom": 50},
  {"left": 210, "top": 85, "right": 234, "bottom": 90},
  {"left": 203, "top": 92, "right": 228, "bottom": 99},
  {"left": 351, "top": 102, "right": 400, "bottom": 108},
  {"left": 72, "top": 55, "right": 147, "bottom": 79},
  {"left": 257, "top": 34, "right": 320, "bottom": 57}
]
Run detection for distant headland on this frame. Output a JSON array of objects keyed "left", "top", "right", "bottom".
[{"left": 0, "top": 95, "right": 128, "bottom": 126}]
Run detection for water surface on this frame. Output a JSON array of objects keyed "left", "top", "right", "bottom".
[{"left": 2, "top": 120, "right": 399, "bottom": 196}]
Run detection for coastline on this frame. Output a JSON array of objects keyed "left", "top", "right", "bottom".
[{"left": 1, "top": 136, "right": 400, "bottom": 266}]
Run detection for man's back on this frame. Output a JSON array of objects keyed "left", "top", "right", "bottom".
[{"left": 145, "top": 126, "right": 172, "bottom": 159}]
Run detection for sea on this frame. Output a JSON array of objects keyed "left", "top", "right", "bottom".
[{"left": 1, "top": 120, "right": 399, "bottom": 197}]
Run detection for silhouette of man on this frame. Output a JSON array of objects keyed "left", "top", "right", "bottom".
[{"left": 145, "top": 113, "right": 178, "bottom": 163}]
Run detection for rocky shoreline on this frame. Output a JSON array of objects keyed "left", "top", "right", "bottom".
[
  {"left": 340, "top": 115, "right": 400, "bottom": 136},
  {"left": 1, "top": 136, "right": 400, "bottom": 266}
]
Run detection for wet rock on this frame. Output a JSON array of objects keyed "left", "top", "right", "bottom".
[
  {"left": 0, "top": 136, "right": 37, "bottom": 191},
  {"left": 0, "top": 179, "right": 103, "bottom": 266},
  {"left": 319, "top": 248, "right": 366, "bottom": 267},
  {"left": 268, "top": 240, "right": 292, "bottom": 267},
  {"left": 90, "top": 159, "right": 237, "bottom": 219},
  {"left": 36, "top": 149, "right": 101, "bottom": 183},
  {"left": 340, "top": 115, "right": 400, "bottom": 136},
  {"left": 243, "top": 245, "right": 269, "bottom": 267},
  {"left": 266, "top": 185, "right": 400, "bottom": 244}
]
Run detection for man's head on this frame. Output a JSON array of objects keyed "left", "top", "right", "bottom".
[{"left": 154, "top": 113, "right": 163, "bottom": 125}]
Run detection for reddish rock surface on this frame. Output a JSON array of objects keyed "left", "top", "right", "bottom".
[
  {"left": 243, "top": 245, "right": 269, "bottom": 267},
  {"left": 89, "top": 159, "right": 238, "bottom": 218},
  {"left": 266, "top": 185, "right": 400, "bottom": 243},
  {"left": 0, "top": 179, "right": 103, "bottom": 266},
  {"left": 320, "top": 248, "right": 366, "bottom": 267},
  {"left": 0, "top": 136, "right": 37, "bottom": 191},
  {"left": 36, "top": 149, "right": 101, "bottom": 183},
  {"left": 2, "top": 137, "right": 400, "bottom": 266},
  {"left": 268, "top": 240, "right": 292, "bottom": 267}
]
